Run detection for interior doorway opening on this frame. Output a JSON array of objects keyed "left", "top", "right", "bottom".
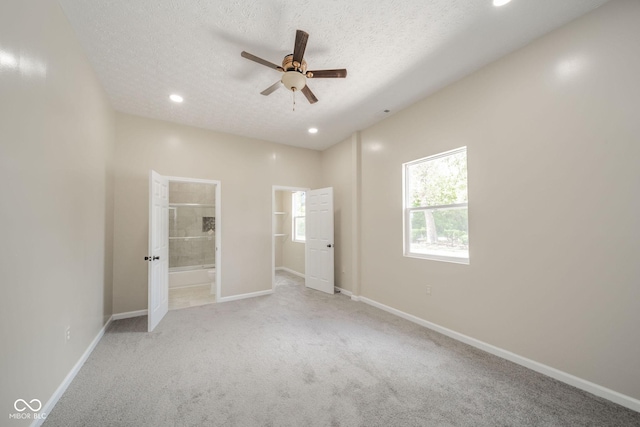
[
  {"left": 167, "top": 177, "right": 221, "bottom": 310},
  {"left": 272, "top": 186, "right": 308, "bottom": 289}
]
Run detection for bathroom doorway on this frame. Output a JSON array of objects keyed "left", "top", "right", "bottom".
[
  {"left": 272, "top": 186, "right": 308, "bottom": 289},
  {"left": 167, "top": 177, "right": 221, "bottom": 310}
]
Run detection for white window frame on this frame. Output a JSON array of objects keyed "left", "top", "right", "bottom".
[
  {"left": 402, "top": 147, "right": 469, "bottom": 264},
  {"left": 292, "top": 191, "right": 305, "bottom": 243}
]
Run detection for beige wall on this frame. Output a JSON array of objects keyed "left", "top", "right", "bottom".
[
  {"left": 0, "top": 0, "right": 115, "bottom": 422},
  {"left": 321, "top": 137, "right": 353, "bottom": 291},
  {"left": 113, "top": 113, "right": 321, "bottom": 312},
  {"left": 2, "top": 0, "right": 638, "bottom": 417},
  {"left": 358, "top": 0, "right": 640, "bottom": 400}
]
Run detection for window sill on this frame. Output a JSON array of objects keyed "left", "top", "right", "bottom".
[{"left": 404, "top": 252, "right": 469, "bottom": 265}]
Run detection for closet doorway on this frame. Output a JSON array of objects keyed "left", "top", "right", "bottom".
[{"left": 272, "top": 186, "right": 308, "bottom": 289}]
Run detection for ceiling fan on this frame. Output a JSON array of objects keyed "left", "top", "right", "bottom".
[{"left": 241, "top": 30, "right": 347, "bottom": 105}]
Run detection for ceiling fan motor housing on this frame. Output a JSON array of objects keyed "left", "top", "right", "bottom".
[
  {"left": 281, "top": 54, "right": 308, "bottom": 91},
  {"left": 282, "top": 54, "right": 307, "bottom": 73}
]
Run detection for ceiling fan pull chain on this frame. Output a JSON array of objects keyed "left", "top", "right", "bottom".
[{"left": 292, "top": 88, "right": 296, "bottom": 112}]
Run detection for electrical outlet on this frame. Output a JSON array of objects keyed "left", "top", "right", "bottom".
[
  {"left": 65, "top": 326, "right": 71, "bottom": 342},
  {"left": 426, "top": 285, "right": 432, "bottom": 296}
]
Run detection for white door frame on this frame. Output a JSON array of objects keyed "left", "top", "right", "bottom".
[
  {"left": 272, "top": 185, "right": 309, "bottom": 290},
  {"left": 166, "top": 176, "right": 222, "bottom": 300}
]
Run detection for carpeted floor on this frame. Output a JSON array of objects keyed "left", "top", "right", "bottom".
[{"left": 44, "top": 272, "right": 640, "bottom": 426}]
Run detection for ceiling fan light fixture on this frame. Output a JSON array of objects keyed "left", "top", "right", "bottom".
[{"left": 281, "top": 71, "right": 307, "bottom": 92}]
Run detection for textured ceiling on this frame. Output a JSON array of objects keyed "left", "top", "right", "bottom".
[{"left": 57, "top": 0, "right": 609, "bottom": 150}]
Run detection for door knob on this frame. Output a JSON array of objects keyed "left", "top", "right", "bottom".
[
  {"left": 144, "top": 256, "right": 161, "bottom": 261},
  {"left": 153, "top": 256, "right": 160, "bottom": 260}
]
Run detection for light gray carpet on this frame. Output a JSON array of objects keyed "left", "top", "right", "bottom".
[{"left": 44, "top": 272, "right": 640, "bottom": 426}]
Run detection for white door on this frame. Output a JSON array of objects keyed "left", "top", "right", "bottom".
[
  {"left": 305, "top": 187, "right": 334, "bottom": 294},
  {"left": 148, "top": 170, "right": 169, "bottom": 332}
]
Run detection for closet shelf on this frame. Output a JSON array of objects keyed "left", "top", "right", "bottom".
[
  {"left": 273, "top": 211, "right": 286, "bottom": 215},
  {"left": 169, "top": 236, "right": 214, "bottom": 240},
  {"left": 274, "top": 234, "right": 287, "bottom": 237}
]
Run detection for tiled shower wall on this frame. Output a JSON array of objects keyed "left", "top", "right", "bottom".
[{"left": 169, "top": 182, "right": 216, "bottom": 269}]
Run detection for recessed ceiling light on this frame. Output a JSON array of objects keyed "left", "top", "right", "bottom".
[
  {"left": 169, "top": 94, "right": 183, "bottom": 103},
  {"left": 308, "top": 128, "right": 318, "bottom": 134},
  {"left": 493, "top": 0, "right": 512, "bottom": 6}
]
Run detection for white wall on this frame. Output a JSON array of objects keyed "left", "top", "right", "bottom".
[
  {"left": 0, "top": 0, "right": 115, "bottom": 423},
  {"left": 356, "top": 0, "right": 640, "bottom": 401},
  {"left": 113, "top": 113, "right": 322, "bottom": 312}
]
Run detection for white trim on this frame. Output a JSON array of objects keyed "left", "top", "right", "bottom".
[
  {"left": 112, "top": 309, "right": 148, "bottom": 320},
  {"left": 351, "top": 295, "right": 361, "bottom": 302},
  {"left": 217, "top": 289, "right": 273, "bottom": 303},
  {"left": 403, "top": 147, "right": 469, "bottom": 265},
  {"left": 335, "top": 287, "right": 352, "bottom": 296},
  {"left": 31, "top": 316, "right": 114, "bottom": 427},
  {"left": 276, "top": 266, "right": 305, "bottom": 279},
  {"left": 403, "top": 252, "right": 470, "bottom": 265},
  {"left": 356, "top": 296, "right": 640, "bottom": 413}
]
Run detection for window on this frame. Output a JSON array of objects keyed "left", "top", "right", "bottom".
[
  {"left": 292, "top": 191, "right": 305, "bottom": 242},
  {"left": 403, "top": 147, "right": 469, "bottom": 263}
]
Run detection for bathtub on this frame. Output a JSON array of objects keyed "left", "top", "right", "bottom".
[{"left": 169, "top": 265, "right": 215, "bottom": 289}]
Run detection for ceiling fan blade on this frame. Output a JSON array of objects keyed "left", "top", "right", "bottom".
[
  {"left": 261, "top": 81, "right": 282, "bottom": 96},
  {"left": 308, "top": 69, "right": 347, "bottom": 78},
  {"left": 301, "top": 85, "right": 318, "bottom": 104},
  {"left": 292, "top": 30, "right": 309, "bottom": 64},
  {"left": 241, "top": 51, "right": 282, "bottom": 71}
]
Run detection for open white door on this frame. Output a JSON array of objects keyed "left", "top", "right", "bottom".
[
  {"left": 148, "top": 170, "right": 169, "bottom": 332},
  {"left": 305, "top": 187, "right": 334, "bottom": 294}
]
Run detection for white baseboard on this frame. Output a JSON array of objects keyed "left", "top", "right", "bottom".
[
  {"left": 357, "top": 296, "right": 640, "bottom": 413},
  {"left": 218, "top": 289, "right": 273, "bottom": 303},
  {"left": 32, "top": 315, "right": 114, "bottom": 427},
  {"left": 275, "top": 267, "right": 305, "bottom": 279},
  {"left": 335, "top": 287, "right": 352, "bottom": 297},
  {"left": 112, "top": 309, "right": 148, "bottom": 320}
]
